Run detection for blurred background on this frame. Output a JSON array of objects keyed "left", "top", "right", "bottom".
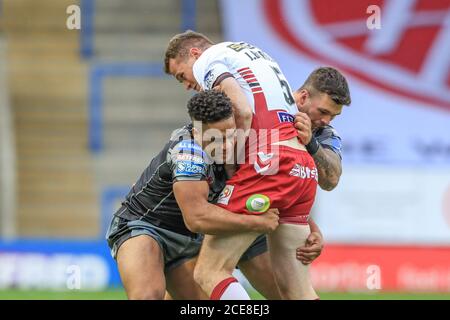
[{"left": 0, "top": 0, "right": 449, "bottom": 299}]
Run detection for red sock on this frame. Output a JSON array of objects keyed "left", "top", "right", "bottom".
[{"left": 210, "top": 277, "right": 238, "bottom": 300}]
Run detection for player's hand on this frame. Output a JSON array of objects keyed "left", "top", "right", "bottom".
[
  {"left": 296, "top": 231, "right": 323, "bottom": 265},
  {"left": 258, "top": 208, "right": 279, "bottom": 233},
  {"left": 294, "top": 112, "right": 312, "bottom": 145}
]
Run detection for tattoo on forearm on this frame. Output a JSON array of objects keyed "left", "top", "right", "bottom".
[{"left": 312, "top": 146, "right": 342, "bottom": 190}]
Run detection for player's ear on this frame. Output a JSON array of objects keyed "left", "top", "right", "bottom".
[
  {"left": 190, "top": 47, "right": 202, "bottom": 59},
  {"left": 299, "top": 89, "right": 309, "bottom": 106},
  {"left": 192, "top": 126, "right": 198, "bottom": 136}
]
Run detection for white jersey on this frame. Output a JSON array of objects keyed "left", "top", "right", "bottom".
[{"left": 193, "top": 42, "right": 298, "bottom": 141}]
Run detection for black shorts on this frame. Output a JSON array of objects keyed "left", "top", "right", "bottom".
[{"left": 106, "top": 215, "right": 268, "bottom": 273}]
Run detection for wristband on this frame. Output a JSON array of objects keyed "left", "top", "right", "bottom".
[{"left": 306, "top": 136, "right": 320, "bottom": 155}]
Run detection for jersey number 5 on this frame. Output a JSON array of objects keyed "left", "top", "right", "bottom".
[{"left": 270, "top": 66, "right": 295, "bottom": 105}]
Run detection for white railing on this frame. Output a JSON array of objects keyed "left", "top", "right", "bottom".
[{"left": 0, "top": 36, "right": 17, "bottom": 238}]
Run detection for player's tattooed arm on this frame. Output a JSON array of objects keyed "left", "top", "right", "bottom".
[
  {"left": 294, "top": 112, "right": 342, "bottom": 190},
  {"left": 312, "top": 146, "right": 342, "bottom": 191}
]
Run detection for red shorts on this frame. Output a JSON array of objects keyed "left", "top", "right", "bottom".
[{"left": 217, "top": 145, "right": 318, "bottom": 225}]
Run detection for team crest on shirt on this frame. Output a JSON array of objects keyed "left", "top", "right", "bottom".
[{"left": 217, "top": 185, "right": 234, "bottom": 205}]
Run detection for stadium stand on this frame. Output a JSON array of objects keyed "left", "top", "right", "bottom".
[
  {"left": 91, "top": 0, "right": 223, "bottom": 229},
  {"left": 1, "top": 0, "right": 222, "bottom": 238},
  {"left": 0, "top": 35, "right": 17, "bottom": 238},
  {"left": 2, "top": 0, "right": 96, "bottom": 237}
]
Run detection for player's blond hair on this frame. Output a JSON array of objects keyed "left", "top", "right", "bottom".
[{"left": 164, "top": 30, "right": 214, "bottom": 74}]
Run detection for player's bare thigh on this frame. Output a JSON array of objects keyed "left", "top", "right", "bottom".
[
  {"left": 166, "top": 251, "right": 281, "bottom": 300},
  {"left": 165, "top": 257, "right": 208, "bottom": 300},
  {"left": 166, "top": 254, "right": 281, "bottom": 300},
  {"left": 194, "top": 232, "right": 260, "bottom": 295},
  {"left": 268, "top": 223, "right": 318, "bottom": 300},
  {"left": 237, "top": 251, "right": 281, "bottom": 300},
  {"left": 116, "top": 234, "right": 166, "bottom": 300}
]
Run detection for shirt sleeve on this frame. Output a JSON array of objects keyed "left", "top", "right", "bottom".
[
  {"left": 193, "top": 51, "right": 233, "bottom": 90},
  {"left": 314, "top": 126, "right": 343, "bottom": 159},
  {"left": 167, "top": 139, "right": 211, "bottom": 182}
]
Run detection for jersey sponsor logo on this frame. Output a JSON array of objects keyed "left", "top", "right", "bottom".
[
  {"left": 178, "top": 140, "right": 203, "bottom": 150},
  {"left": 227, "top": 42, "right": 256, "bottom": 52},
  {"left": 176, "top": 153, "right": 205, "bottom": 164},
  {"left": 204, "top": 69, "right": 215, "bottom": 89},
  {"left": 264, "top": 0, "right": 450, "bottom": 112},
  {"left": 277, "top": 111, "right": 295, "bottom": 123},
  {"left": 289, "top": 164, "right": 318, "bottom": 181},
  {"left": 177, "top": 141, "right": 205, "bottom": 155},
  {"left": 246, "top": 194, "right": 271, "bottom": 213},
  {"left": 176, "top": 161, "right": 205, "bottom": 176},
  {"left": 217, "top": 185, "right": 235, "bottom": 205}
]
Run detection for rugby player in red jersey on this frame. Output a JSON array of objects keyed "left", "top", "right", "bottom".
[{"left": 166, "top": 31, "right": 320, "bottom": 299}]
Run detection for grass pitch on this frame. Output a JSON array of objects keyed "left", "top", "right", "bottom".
[{"left": 0, "top": 289, "right": 449, "bottom": 300}]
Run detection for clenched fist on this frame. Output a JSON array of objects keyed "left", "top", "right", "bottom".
[
  {"left": 258, "top": 208, "right": 280, "bottom": 233},
  {"left": 294, "top": 112, "right": 313, "bottom": 145}
]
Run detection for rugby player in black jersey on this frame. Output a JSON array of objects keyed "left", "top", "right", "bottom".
[{"left": 106, "top": 90, "right": 322, "bottom": 299}]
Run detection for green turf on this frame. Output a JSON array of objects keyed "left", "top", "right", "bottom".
[
  {"left": 250, "top": 290, "right": 450, "bottom": 300},
  {"left": 0, "top": 289, "right": 449, "bottom": 300},
  {"left": 318, "top": 292, "right": 450, "bottom": 300},
  {"left": 0, "top": 289, "right": 127, "bottom": 300}
]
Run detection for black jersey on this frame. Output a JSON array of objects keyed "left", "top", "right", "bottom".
[{"left": 114, "top": 125, "right": 227, "bottom": 236}]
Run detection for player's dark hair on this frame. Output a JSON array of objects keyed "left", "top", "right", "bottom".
[
  {"left": 164, "top": 30, "right": 214, "bottom": 74},
  {"left": 300, "top": 67, "right": 351, "bottom": 106},
  {"left": 187, "top": 90, "right": 233, "bottom": 124}
]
